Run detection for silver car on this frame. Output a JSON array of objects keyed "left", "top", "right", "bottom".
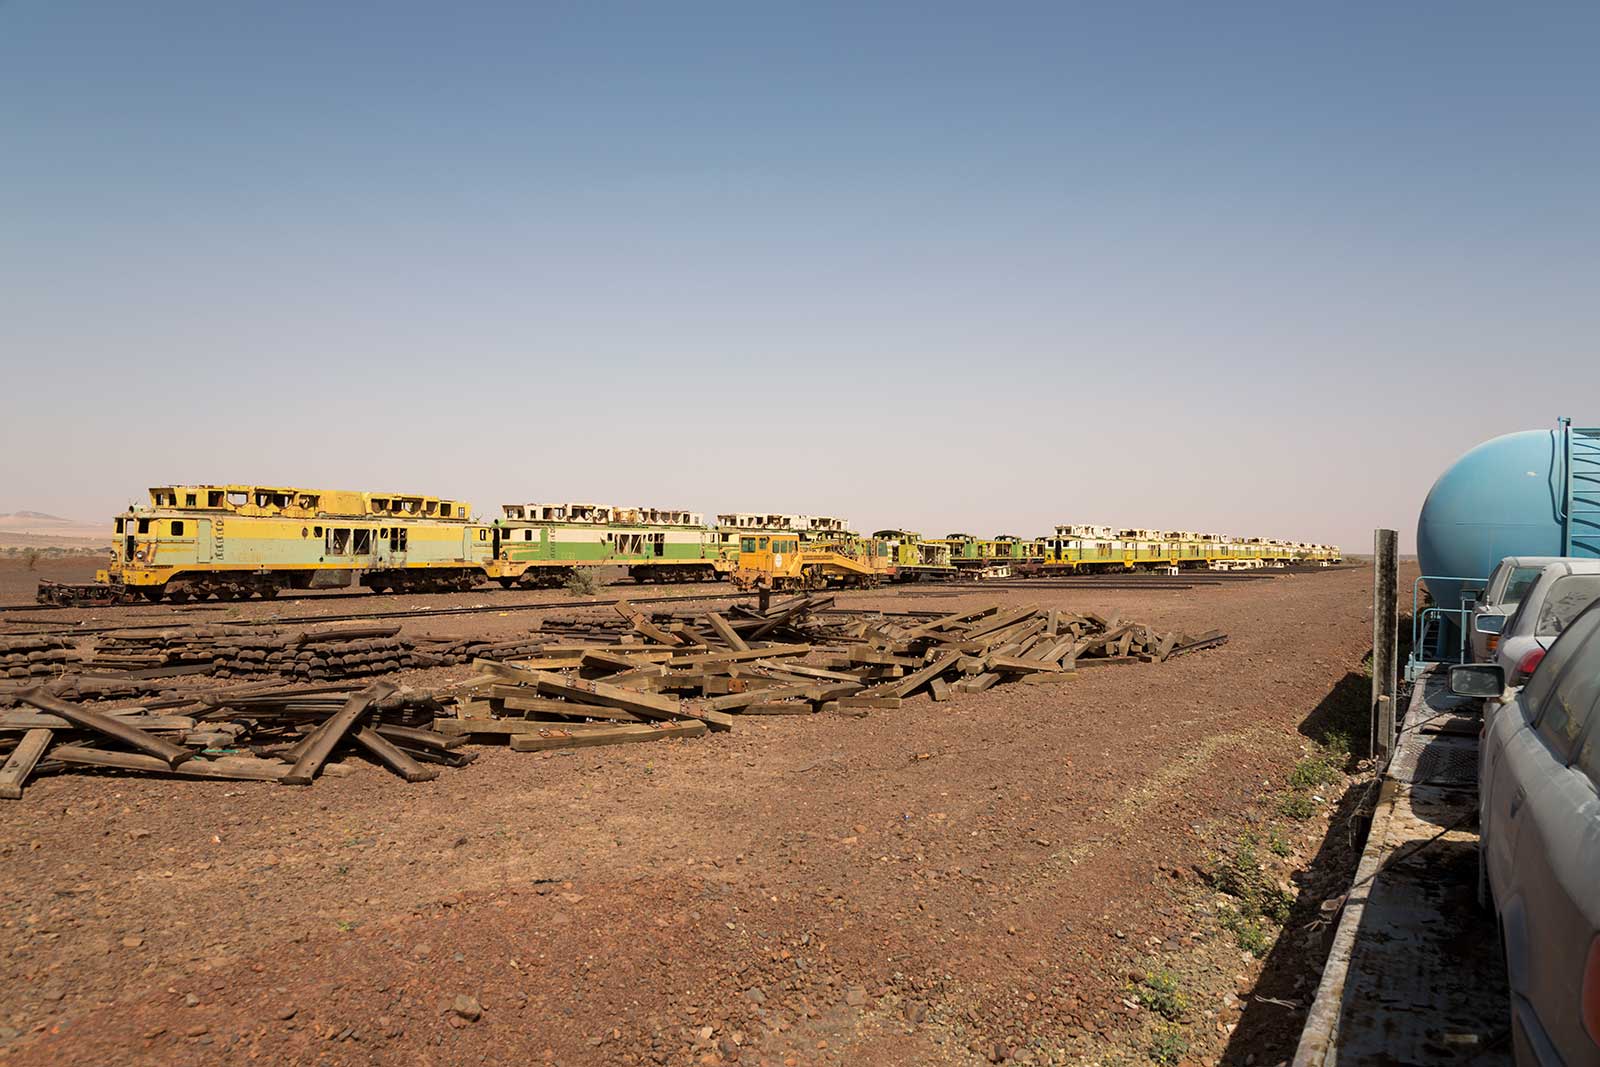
[
  {"left": 1472, "top": 557, "right": 1566, "bottom": 662},
  {"left": 1452, "top": 603, "right": 1600, "bottom": 1066},
  {"left": 1488, "top": 562, "right": 1600, "bottom": 693}
]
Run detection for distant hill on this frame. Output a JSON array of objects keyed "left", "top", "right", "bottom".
[{"left": 0, "top": 511, "right": 107, "bottom": 545}]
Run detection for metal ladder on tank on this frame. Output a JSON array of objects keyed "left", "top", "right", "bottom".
[{"left": 1560, "top": 417, "right": 1600, "bottom": 558}]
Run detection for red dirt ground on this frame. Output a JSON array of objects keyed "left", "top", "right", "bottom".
[{"left": 0, "top": 566, "right": 1379, "bottom": 1066}]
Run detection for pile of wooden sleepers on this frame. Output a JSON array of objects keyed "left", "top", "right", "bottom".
[
  {"left": 0, "top": 681, "right": 464, "bottom": 800},
  {"left": 441, "top": 596, "right": 1226, "bottom": 750}
]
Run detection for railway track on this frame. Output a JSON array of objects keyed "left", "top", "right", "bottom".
[
  {"left": 0, "top": 590, "right": 761, "bottom": 637},
  {"left": 2, "top": 565, "right": 1354, "bottom": 637}
]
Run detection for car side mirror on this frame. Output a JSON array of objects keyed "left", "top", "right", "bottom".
[
  {"left": 1450, "top": 663, "right": 1506, "bottom": 698},
  {"left": 1474, "top": 614, "right": 1506, "bottom": 635}
]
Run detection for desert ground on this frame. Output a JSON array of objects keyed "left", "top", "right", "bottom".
[{"left": 0, "top": 564, "right": 1382, "bottom": 1067}]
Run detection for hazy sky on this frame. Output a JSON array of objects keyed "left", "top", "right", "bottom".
[{"left": 3, "top": 2, "right": 1597, "bottom": 551}]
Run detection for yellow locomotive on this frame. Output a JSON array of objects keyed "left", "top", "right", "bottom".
[{"left": 100, "top": 485, "right": 492, "bottom": 601}]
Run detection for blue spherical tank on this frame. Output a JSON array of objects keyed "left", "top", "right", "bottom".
[{"left": 1416, "top": 428, "right": 1565, "bottom": 612}]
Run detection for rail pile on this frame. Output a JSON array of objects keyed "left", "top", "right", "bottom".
[
  {"left": 77, "top": 623, "right": 418, "bottom": 681},
  {"left": 0, "top": 682, "right": 463, "bottom": 800},
  {"left": 442, "top": 597, "right": 1227, "bottom": 749},
  {"left": 1, "top": 634, "right": 81, "bottom": 680}
]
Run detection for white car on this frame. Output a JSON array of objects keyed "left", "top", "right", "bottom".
[
  {"left": 1488, "top": 562, "right": 1600, "bottom": 694},
  {"left": 1452, "top": 604, "right": 1600, "bottom": 1065},
  {"left": 1472, "top": 557, "right": 1566, "bottom": 663}
]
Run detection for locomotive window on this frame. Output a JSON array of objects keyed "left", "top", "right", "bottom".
[
  {"left": 441, "top": 504, "right": 452, "bottom": 517},
  {"left": 302, "top": 527, "right": 309, "bottom": 538},
  {"left": 170, "top": 521, "right": 185, "bottom": 536},
  {"left": 115, "top": 519, "right": 124, "bottom": 533},
  {"left": 209, "top": 491, "right": 224, "bottom": 507},
  {"left": 185, "top": 494, "right": 197, "bottom": 506},
  {"left": 328, "top": 528, "right": 351, "bottom": 555},
  {"left": 524, "top": 530, "right": 533, "bottom": 540},
  {"left": 353, "top": 529, "right": 372, "bottom": 554},
  {"left": 314, "top": 526, "right": 323, "bottom": 537},
  {"left": 228, "top": 492, "right": 247, "bottom": 507},
  {"left": 398, "top": 528, "right": 408, "bottom": 550},
  {"left": 479, "top": 529, "right": 488, "bottom": 540},
  {"left": 740, "top": 537, "right": 756, "bottom": 552},
  {"left": 138, "top": 519, "right": 150, "bottom": 534}
]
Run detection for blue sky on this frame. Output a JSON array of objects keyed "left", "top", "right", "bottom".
[{"left": 3, "top": 2, "right": 1597, "bottom": 550}]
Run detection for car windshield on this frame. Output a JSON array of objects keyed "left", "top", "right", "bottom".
[
  {"left": 1502, "top": 566, "right": 1545, "bottom": 605},
  {"left": 1536, "top": 575, "right": 1600, "bottom": 636}
]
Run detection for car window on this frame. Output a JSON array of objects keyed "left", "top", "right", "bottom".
[
  {"left": 1536, "top": 576, "right": 1600, "bottom": 636},
  {"left": 1577, "top": 729, "right": 1600, "bottom": 790},
  {"left": 1539, "top": 664, "right": 1600, "bottom": 759},
  {"left": 1533, "top": 610, "right": 1600, "bottom": 759},
  {"left": 1502, "top": 566, "right": 1546, "bottom": 606},
  {"left": 1484, "top": 562, "right": 1508, "bottom": 602},
  {"left": 1523, "top": 604, "right": 1600, "bottom": 717}
]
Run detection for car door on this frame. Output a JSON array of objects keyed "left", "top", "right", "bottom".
[
  {"left": 1483, "top": 607, "right": 1600, "bottom": 900},
  {"left": 1503, "top": 644, "right": 1600, "bottom": 1061},
  {"left": 1474, "top": 562, "right": 1510, "bottom": 661}
]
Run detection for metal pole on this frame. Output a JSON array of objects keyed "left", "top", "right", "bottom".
[
  {"left": 1372, "top": 529, "right": 1399, "bottom": 764},
  {"left": 1561, "top": 416, "right": 1573, "bottom": 554}
]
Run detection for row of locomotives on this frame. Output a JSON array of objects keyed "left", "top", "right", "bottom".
[
  {"left": 488, "top": 503, "right": 734, "bottom": 589},
  {"left": 1032, "top": 525, "right": 1340, "bottom": 574},
  {"left": 101, "top": 485, "right": 490, "bottom": 602},
  {"left": 873, "top": 530, "right": 957, "bottom": 583}
]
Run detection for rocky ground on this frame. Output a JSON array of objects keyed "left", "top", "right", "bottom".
[{"left": 0, "top": 565, "right": 1383, "bottom": 1066}]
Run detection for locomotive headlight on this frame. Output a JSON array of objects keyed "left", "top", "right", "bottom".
[{"left": 134, "top": 548, "right": 146, "bottom": 561}]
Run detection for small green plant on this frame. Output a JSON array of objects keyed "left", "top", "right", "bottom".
[
  {"left": 1210, "top": 835, "right": 1264, "bottom": 899},
  {"left": 1148, "top": 1024, "right": 1189, "bottom": 1065},
  {"left": 563, "top": 569, "right": 601, "bottom": 596},
  {"left": 24, "top": 549, "right": 40, "bottom": 571},
  {"left": 1219, "top": 906, "right": 1272, "bottom": 956},
  {"left": 1267, "top": 829, "right": 1293, "bottom": 857},
  {"left": 1289, "top": 755, "right": 1339, "bottom": 790},
  {"left": 1279, "top": 793, "right": 1317, "bottom": 820},
  {"left": 1133, "top": 969, "right": 1188, "bottom": 1021},
  {"left": 1259, "top": 884, "right": 1294, "bottom": 924}
]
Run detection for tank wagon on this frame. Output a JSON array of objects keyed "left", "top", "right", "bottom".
[
  {"left": 99, "top": 485, "right": 490, "bottom": 601},
  {"left": 1416, "top": 417, "right": 1600, "bottom": 637},
  {"left": 488, "top": 502, "right": 732, "bottom": 587}
]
